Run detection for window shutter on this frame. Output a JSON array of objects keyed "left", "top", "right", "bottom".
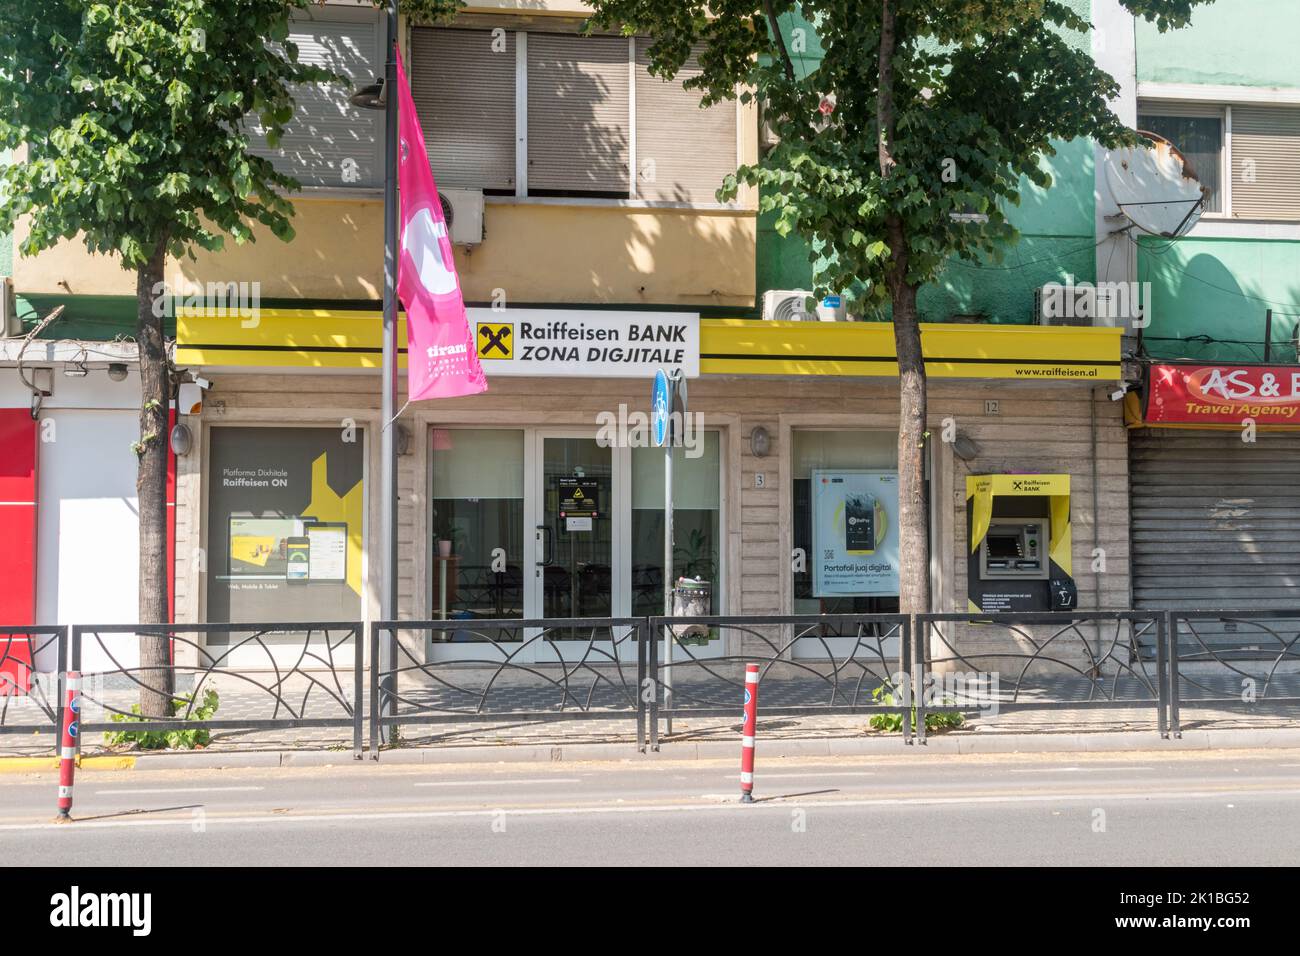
[
  {"left": 634, "top": 40, "right": 736, "bottom": 203},
  {"left": 248, "top": 12, "right": 383, "bottom": 189},
  {"left": 1230, "top": 106, "right": 1300, "bottom": 221},
  {"left": 527, "top": 33, "right": 630, "bottom": 195},
  {"left": 410, "top": 28, "right": 517, "bottom": 192}
]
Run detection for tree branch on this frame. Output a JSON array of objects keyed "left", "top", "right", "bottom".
[{"left": 763, "top": 0, "right": 796, "bottom": 81}]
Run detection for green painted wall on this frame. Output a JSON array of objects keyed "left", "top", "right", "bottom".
[
  {"left": 757, "top": 0, "right": 1097, "bottom": 323},
  {"left": 1138, "top": 237, "right": 1300, "bottom": 363},
  {"left": 1135, "top": 0, "right": 1300, "bottom": 364},
  {"left": 1135, "top": 0, "right": 1300, "bottom": 88}
]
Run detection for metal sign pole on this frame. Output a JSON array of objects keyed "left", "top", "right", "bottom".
[{"left": 663, "top": 415, "right": 674, "bottom": 736}]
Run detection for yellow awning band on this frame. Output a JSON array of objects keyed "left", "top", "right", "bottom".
[{"left": 176, "top": 309, "right": 1122, "bottom": 380}]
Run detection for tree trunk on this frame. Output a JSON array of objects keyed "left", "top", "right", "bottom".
[
  {"left": 876, "top": 1, "right": 930, "bottom": 617},
  {"left": 135, "top": 240, "right": 173, "bottom": 718}
]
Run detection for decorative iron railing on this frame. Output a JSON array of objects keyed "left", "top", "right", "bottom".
[
  {"left": 916, "top": 611, "right": 1166, "bottom": 740},
  {"left": 370, "top": 618, "right": 646, "bottom": 754},
  {"left": 5, "top": 610, "right": 1300, "bottom": 755},
  {"left": 1168, "top": 610, "right": 1300, "bottom": 736},
  {"left": 0, "top": 626, "right": 66, "bottom": 736},
  {"left": 70, "top": 623, "right": 363, "bottom": 756},
  {"left": 645, "top": 614, "right": 914, "bottom": 749}
]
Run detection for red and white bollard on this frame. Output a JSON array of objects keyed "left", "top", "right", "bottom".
[
  {"left": 740, "top": 663, "right": 759, "bottom": 803},
  {"left": 54, "top": 671, "right": 80, "bottom": 823}
]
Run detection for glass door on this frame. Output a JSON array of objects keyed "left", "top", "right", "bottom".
[{"left": 531, "top": 432, "right": 632, "bottom": 660}]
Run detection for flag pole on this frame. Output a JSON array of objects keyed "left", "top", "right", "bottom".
[{"left": 378, "top": 0, "right": 399, "bottom": 742}]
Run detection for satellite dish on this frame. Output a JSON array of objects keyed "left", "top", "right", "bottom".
[{"left": 1103, "top": 131, "right": 1208, "bottom": 238}]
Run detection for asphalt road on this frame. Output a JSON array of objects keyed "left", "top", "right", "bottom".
[{"left": 3, "top": 750, "right": 1299, "bottom": 866}]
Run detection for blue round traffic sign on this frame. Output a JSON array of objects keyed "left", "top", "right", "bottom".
[{"left": 651, "top": 369, "right": 670, "bottom": 447}]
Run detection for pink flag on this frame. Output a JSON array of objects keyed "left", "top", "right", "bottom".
[{"left": 395, "top": 55, "right": 487, "bottom": 401}]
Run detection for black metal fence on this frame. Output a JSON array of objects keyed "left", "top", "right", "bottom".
[
  {"left": 0, "top": 626, "right": 66, "bottom": 735},
  {"left": 4, "top": 611, "right": 1300, "bottom": 755},
  {"left": 915, "top": 611, "right": 1166, "bottom": 741},
  {"left": 70, "top": 623, "right": 364, "bottom": 756},
  {"left": 369, "top": 618, "right": 646, "bottom": 754},
  {"left": 1168, "top": 610, "right": 1300, "bottom": 736},
  {"left": 646, "top": 614, "right": 914, "bottom": 748}
]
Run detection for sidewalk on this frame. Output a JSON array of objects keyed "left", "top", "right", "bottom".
[
  {"left": 4, "top": 665, "right": 1297, "bottom": 763},
  {"left": 3, "top": 700, "right": 1298, "bottom": 767}
]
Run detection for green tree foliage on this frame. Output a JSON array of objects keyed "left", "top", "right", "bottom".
[
  {"left": 587, "top": 0, "right": 1213, "bottom": 613},
  {"left": 0, "top": 0, "right": 338, "bottom": 716}
]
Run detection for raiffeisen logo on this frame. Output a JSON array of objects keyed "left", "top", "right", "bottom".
[{"left": 49, "top": 886, "right": 151, "bottom": 937}]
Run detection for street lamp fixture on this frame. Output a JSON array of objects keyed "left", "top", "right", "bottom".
[{"left": 349, "top": 78, "right": 386, "bottom": 111}]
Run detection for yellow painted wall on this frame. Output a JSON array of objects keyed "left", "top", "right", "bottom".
[{"left": 15, "top": 197, "right": 756, "bottom": 307}]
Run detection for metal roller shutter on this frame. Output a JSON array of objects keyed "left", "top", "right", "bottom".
[
  {"left": 410, "top": 28, "right": 516, "bottom": 192},
  {"left": 1230, "top": 106, "right": 1300, "bottom": 221},
  {"left": 634, "top": 40, "right": 736, "bottom": 203},
  {"left": 1130, "top": 430, "right": 1300, "bottom": 630},
  {"left": 248, "top": 10, "right": 384, "bottom": 189},
  {"left": 527, "top": 33, "right": 630, "bottom": 195}
]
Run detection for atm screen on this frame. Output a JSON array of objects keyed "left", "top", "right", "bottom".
[{"left": 985, "top": 533, "right": 1022, "bottom": 561}]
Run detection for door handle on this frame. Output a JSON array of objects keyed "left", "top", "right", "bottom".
[{"left": 535, "top": 524, "right": 554, "bottom": 566}]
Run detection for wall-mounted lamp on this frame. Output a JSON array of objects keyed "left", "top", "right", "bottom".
[
  {"left": 952, "top": 433, "right": 981, "bottom": 461},
  {"left": 170, "top": 422, "right": 193, "bottom": 456},
  {"left": 749, "top": 425, "right": 771, "bottom": 458},
  {"left": 107, "top": 362, "right": 129, "bottom": 382}
]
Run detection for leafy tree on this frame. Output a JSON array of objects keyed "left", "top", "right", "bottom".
[
  {"left": 587, "top": 0, "right": 1212, "bottom": 615},
  {"left": 0, "top": 0, "right": 337, "bottom": 716}
]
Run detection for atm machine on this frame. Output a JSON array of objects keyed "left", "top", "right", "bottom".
[{"left": 966, "top": 474, "right": 1077, "bottom": 614}]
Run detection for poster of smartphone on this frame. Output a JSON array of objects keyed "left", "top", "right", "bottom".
[
  {"left": 811, "top": 470, "right": 899, "bottom": 597},
  {"left": 844, "top": 493, "right": 876, "bottom": 554},
  {"left": 305, "top": 523, "right": 348, "bottom": 582},
  {"left": 285, "top": 537, "right": 310, "bottom": 583}
]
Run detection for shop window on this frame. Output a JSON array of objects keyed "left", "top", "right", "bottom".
[
  {"left": 430, "top": 429, "right": 525, "bottom": 626},
  {"left": 631, "top": 432, "right": 721, "bottom": 618},
  {"left": 206, "top": 427, "right": 365, "bottom": 634},
  {"left": 791, "top": 430, "right": 900, "bottom": 633}
]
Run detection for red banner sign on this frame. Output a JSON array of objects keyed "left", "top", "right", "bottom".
[{"left": 1147, "top": 364, "right": 1300, "bottom": 425}]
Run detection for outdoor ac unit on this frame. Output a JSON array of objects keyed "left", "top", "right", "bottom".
[
  {"left": 1035, "top": 284, "right": 1094, "bottom": 327},
  {"left": 1, "top": 278, "right": 19, "bottom": 338},
  {"left": 438, "top": 188, "right": 484, "bottom": 246},
  {"left": 762, "top": 289, "right": 849, "bottom": 322}
]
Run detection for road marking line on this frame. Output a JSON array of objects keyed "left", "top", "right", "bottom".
[
  {"left": 726, "top": 771, "right": 876, "bottom": 779},
  {"left": 6, "top": 786, "right": 1298, "bottom": 832},
  {"left": 92, "top": 786, "right": 265, "bottom": 795},
  {"left": 1008, "top": 767, "right": 1154, "bottom": 774},
  {"left": 413, "top": 778, "right": 582, "bottom": 787}
]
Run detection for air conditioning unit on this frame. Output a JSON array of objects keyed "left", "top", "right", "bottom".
[
  {"left": 438, "top": 188, "right": 484, "bottom": 246},
  {"left": 762, "top": 289, "right": 849, "bottom": 322},
  {"left": 1035, "top": 284, "right": 1095, "bottom": 327},
  {"left": 1, "top": 278, "right": 19, "bottom": 338}
]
